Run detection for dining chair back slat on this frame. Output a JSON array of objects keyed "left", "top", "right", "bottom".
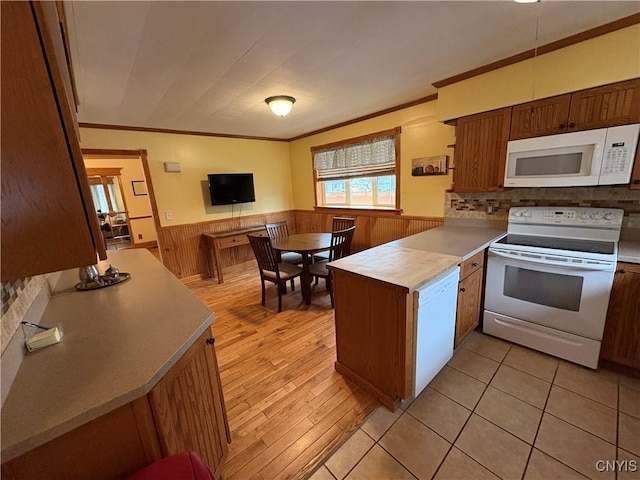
[
  {"left": 265, "top": 221, "right": 289, "bottom": 241},
  {"left": 329, "top": 226, "right": 356, "bottom": 261},
  {"left": 248, "top": 234, "right": 302, "bottom": 312},
  {"left": 332, "top": 217, "right": 355, "bottom": 232}
]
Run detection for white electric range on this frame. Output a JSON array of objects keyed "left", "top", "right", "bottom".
[{"left": 484, "top": 206, "right": 624, "bottom": 368}]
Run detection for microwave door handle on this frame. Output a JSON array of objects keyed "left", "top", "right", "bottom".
[{"left": 488, "top": 248, "right": 612, "bottom": 271}]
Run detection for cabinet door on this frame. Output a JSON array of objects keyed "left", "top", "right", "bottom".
[
  {"left": 149, "top": 331, "right": 230, "bottom": 476},
  {"left": 510, "top": 95, "right": 571, "bottom": 140},
  {"left": 0, "top": 1, "right": 105, "bottom": 282},
  {"left": 454, "top": 108, "right": 511, "bottom": 192},
  {"left": 455, "top": 269, "right": 483, "bottom": 348},
  {"left": 568, "top": 79, "right": 640, "bottom": 132},
  {"left": 600, "top": 263, "right": 640, "bottom": 369}
]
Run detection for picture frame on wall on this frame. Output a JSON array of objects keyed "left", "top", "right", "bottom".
[
  {"left": 411, "top": 155, "right": 449, "bottom": 176},
  {"left": 131, "top": 180, "right": 148, "bottom": 196}
]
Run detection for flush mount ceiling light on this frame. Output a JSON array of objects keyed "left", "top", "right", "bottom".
[
  {"left": 513, "top": 0, "right": 539, "bottom": 3},
  {"left": 265, "top": 95, "right": 296, "bottom": 117}
]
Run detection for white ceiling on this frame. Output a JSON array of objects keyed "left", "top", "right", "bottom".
[{"left": 66, "top": 1, "right": 640, "bottom": 140}]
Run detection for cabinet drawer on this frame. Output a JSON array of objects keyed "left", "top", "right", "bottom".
[
  {"left": 218, "top": 234, "right": 250, "bottom": 249},
  {"left": 460, "top": 250, "right": 484, "bottom": 280}
]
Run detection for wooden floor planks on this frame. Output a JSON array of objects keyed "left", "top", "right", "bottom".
[{"left": 184, "top": 261, "right": 378, "bottom": 480}]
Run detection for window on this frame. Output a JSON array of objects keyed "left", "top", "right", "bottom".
[{"left": 312, "top": 128, "right": 400, "bottom": 210}]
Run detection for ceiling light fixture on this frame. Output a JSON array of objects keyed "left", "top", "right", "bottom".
[
  {"left": 513, "top": 0, "right": 539, "bottom": 3},
  {"left": 265, "top": 95, "right": 296, "bottom": 117}
]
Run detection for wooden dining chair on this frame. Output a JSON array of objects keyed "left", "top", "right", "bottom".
[
  {"left": 314, "top": 217, "right": 356, "bottom": 261},
  {"left": 308, "top": 226, "right": 355, "bottom": 307},
  {"left": 264, "top": 221, "right": 303, "bottom": 264},
  {"left": 248, "top": 235, "right": 303, "bottom": 312}
]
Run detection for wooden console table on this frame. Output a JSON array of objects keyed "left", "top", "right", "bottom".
[{"left": 202, "top": 225, "right": 266, "bottom": 283}]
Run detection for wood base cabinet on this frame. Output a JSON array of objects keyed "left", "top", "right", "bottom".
[
  {"left": 600, "top": 263, "right": 640, "bottom": 370},
  {"left": 454, "top": 251, "right": 485, "bottom": 348},
  {"left": 332, "top": 270, "right": 416, "bottom": 411},
  {"left": 1, "top": 331, "right": 230, "bottom": 480}
]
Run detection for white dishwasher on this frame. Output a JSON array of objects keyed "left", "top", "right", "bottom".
[{"left": 414, "top": 266, "right": 460, "bottom": 398}]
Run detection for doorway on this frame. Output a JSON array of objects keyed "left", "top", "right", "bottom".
[{"left": 82, "top": 149, "right": 161, "bottom": 260}]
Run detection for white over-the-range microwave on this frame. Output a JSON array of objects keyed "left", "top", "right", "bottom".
[{"left": 504, "top": 123, "right": 639, "bottom": 187}]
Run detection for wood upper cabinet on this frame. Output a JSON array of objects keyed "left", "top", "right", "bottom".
[
  {"left": 510, "top": 79, "right": 640, "bottom": 140},
  {"left": 1, "top": 1, "right": 105, "bottom": 283},
  {"left": 149, "top": 332, "right": 230, "bottom": 477},
  {"left": 455, "top": 250, "right": 485, "bottom": 348},
  {"left": 600, "top": 263, "right": 640, "bottom": 370},
  {"left": 567, "top": 79, "right": 640, "bottom": 132},
  {"left": 510, "top": 94, "right": 572, "bottom": 139},
  {"left": 453, "top": 108, "right": 511, "bottom": 192}
]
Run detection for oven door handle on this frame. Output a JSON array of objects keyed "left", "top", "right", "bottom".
[{"left": 488, "top": 248, "right": 614, "bottom": 271}]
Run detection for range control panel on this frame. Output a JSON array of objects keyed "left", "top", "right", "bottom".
[{"left": 509, "top": 207, "right": 624, "bottom": 227}]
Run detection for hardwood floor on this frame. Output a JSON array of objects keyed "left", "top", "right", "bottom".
[{"left": 185, "top": 261, "right": 379, "bottom": 480}]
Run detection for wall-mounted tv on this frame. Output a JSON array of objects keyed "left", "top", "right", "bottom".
[{"left": 208, "top": 173, "right": 256, "bottom": 206}]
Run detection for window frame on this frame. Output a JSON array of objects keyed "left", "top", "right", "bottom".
[{"left": 311, "top": 127, "right": 402, "bottom": 213}]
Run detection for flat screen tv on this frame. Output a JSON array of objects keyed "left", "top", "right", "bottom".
[{"left": 208, "top": 173, "right": 256, "bottom": 206}]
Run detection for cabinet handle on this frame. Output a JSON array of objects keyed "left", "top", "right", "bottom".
[
  {"left": 498, "top": 184, "right": 504, "bottom": 188},
  {"left": 459, "top": 287, "right": 466, "bottom": 293},
  {"left": 559, "top": 123, "right": 566, "bottom": 129},
  {"left": 568, "top": 122, "right": 576, "bottom": 128},
  {"left": 206, "top": 337, "right": 216, "bottom": 345},
  {"left": 616, "top": 269, "right": 626, "bottom": 274},
  {"left": 633, "top": 180, "right": 640, "bottom": 185},
  {"left": 471, "top": 262, "right": 478, "bottom": 267}
]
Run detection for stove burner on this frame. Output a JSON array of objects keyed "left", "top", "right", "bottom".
[{"left": 496, "top": 234, "right": 615, "bottom": 255}]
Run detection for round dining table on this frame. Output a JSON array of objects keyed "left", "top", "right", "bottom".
[{"left": 271, "top": 233, "right": 332, "bottom": 304}]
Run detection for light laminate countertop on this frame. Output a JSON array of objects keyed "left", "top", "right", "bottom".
[
  {"left": 1, "top": 249, "right": 214, "bottom": 462},
  {"left": 387, "top": 225, "right": 507, "bottom": 260},
  {"left": 328, "top": 245, "right": 462, "bottom": 292},
  {"left": 619, "top": 241, "right": 640, "bottom": 264},
  {"left": 328, "top": 225, "right": 506, "bottom": 292}
]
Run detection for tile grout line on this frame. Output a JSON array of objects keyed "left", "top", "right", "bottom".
[
  {"left": 520, "top": 357, "right": 559, "bottom": 480},
  {"left": 428, "top": 342, "right": 514, "bottom": 480}
]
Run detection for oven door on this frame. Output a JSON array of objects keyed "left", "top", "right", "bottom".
[{"left": 485, "top": 248, "right": 615, "bottom": 340}]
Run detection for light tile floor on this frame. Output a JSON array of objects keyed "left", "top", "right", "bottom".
[{"left": 308, "top": 331, "right": 640, "bottom": 480}]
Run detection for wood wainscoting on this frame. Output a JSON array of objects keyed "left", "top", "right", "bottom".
[
  {"left": 156, "top": 211, "right": 296, "bottom": 278},
  {"left": 293, "top": 209, "right": 443, "bottom": 253},
  {"left": 157, "top": 209, "right": 443, "bottom": 279}
]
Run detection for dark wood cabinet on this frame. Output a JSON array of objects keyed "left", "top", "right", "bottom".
[
  {"left": 510, "top": 79, "right": 640, "bottom": 140},
  {"left": 455, "top": 250, "right": 485, "bottom": 348},
  {"left": 600, "top": 263, "right": 640, "bottom": 370},
  {"left": 1, "top": 1, "right": 106, "bottom": 283},
  {"left": 453, "top": 108, "right": 511, "bottom": 192},
  {"left": 510, "top": 95, "right": 572, "bottom": 139}
]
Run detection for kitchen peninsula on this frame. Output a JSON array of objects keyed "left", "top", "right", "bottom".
[
  {"left": 1, "top": 250, "right": 229, "bottom": 480},
  {"left": 328, "top": 223, "right": 506, "bottom": 410}
]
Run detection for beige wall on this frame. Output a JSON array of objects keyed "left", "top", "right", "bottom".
[
  {"left": 288, "top": 101, "right": 455, "bottom": 217},
  {"left": 79, "top": 129, "right": 293, "bottom": 227},
  {"left": 437, "top": 25, "right": 640, "bottom": 121},
  {"left": 83, "top": 157, "right": 158, "bottom": 245}
]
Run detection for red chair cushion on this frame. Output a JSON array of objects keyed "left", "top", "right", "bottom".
[{"left": 127, "top": 452, "right": 214, "bottom": 480}]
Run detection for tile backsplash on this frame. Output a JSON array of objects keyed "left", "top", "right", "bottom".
[
  {"left": 446, "top": 186, "right": 640, "bottom": 223},
  {"left": 1, "top": 276, "right": 47, "bottom": 353}
]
